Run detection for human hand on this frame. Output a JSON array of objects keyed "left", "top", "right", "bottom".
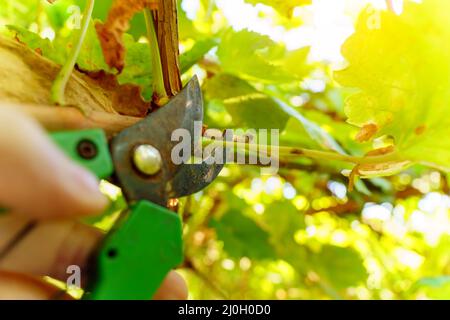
[{"left": 0, "top": 105, "right": 187, "bottom": 300}]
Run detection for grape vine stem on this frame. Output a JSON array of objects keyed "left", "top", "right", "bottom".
[
  {"left": 11, "top": 103, "right": 402, "bottom": 167},
  {"left": 202, "top": 138, "right": 402, "bottom": 166},
  {"left": 50, "top": 0, "right": 95, "bottom": 106}
]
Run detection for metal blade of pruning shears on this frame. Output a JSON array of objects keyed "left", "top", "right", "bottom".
[{"left": 111, "top": 76, "right": 223, "bottom": 206}]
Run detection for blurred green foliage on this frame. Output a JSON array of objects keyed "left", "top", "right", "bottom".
[{"left": 0, "top": 0, "right": 449, "bottom": 300}]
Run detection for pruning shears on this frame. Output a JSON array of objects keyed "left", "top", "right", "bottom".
[{"left": 0, "top": 77, "right": 223, "bottom": 299}]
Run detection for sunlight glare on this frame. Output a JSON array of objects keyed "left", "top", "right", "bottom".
[{"left": 215, "top": 0, "right": 389, "bottom": 63}]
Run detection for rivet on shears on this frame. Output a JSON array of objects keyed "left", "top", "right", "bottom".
[{"left": 133, "top": 144, "right": 162, "bottom": 176}]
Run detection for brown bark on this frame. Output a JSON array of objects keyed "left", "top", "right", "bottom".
[{"left": 154, "top": 0, "right": 182, "bottom": 97}]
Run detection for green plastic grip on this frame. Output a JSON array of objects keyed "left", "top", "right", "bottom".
[
  {"left": 50, "top": 129, "right": 114, "bottom": 179},
  {"left": 83, "top": 200, "right": 183, "bottom": 300}
]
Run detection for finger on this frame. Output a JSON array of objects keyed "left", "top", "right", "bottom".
[
  {"left": 153, "top": 271, "right": 188, "bottom": 300},
  {"left": 0, "top": 215, "right": 102, "bottom": 287},
  {"left": 0, "top": 215, "right": 186, "bottom": 300},
  {"left": 0, "top": 271, "right": 72, "bottom": 300},
  {"left": 0, "top": 105, "right": 108, "bottom": 219},
  {"left": 0, "top": 270, "right": 186, "bottom": 300}
]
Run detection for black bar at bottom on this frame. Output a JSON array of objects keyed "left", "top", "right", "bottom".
[{"left": 0, "top": 300, "right": 443, "bottom": 319}]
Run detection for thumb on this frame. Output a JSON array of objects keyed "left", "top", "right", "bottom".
[
  {"left": 0, "top": 105, "right": 108, "bottom": 219},
  {"left": 0, "top": 271, "right": 72, "bottom": 300}
]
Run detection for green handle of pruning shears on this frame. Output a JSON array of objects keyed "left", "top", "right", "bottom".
[
  {"left": 3, "top": 129, "right": 184, "bottom": 300},
  {"left": 83, "top": 200, "right": 183, "bottom": 300}
]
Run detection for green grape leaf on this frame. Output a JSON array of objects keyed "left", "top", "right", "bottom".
[
  {"left": 6, "top": 25, "right": 51, "bottom": 51},
  {"left": 6, "top": 25, "right": 66, "bottom": 64},
  {"left": 244, "top": 0, "right": 311, "bottom": 17},
  {"left": 281, "top": 46, "right": 310, "bottom": 79},
  {"left": 210, "top": 209, "right": 276, "bottom": 260},
  {"left": 204, "top": 73, "right": 347, "bottom": 151},
  {"left": 312, "top": 245, "right": 367, "bottom": 290},
  {"left": 7, "top": 20, "right": 109, "bottom": 72},
  {"left": 217, "top": 29, "right": 310, "bottom": 84},
  {"left": 263, "top": 201, "right": 305, "bottom": 245},
  {"left": 281, "top": 117, "right": 324, "bottom": 150},
  {"left": 75, "top": 0, "right": 147, "bottom": 40},
  {"left": 335, "top": 0, "right": 450, "bottom": 171},
  {"left": 75, "top": 0, "right": 112, "bottom": 21},
  {"left": 76, "top": 19, "right": 111, "bottom": 71},
  {"left": 180, "top": 38, "right": 217, "bottom": 74},
  {"left": 204, "top": 73, "right": 290, "bottom": 129},
  {"left": 276, "top": 98, "right": 346, "bottom": 153},
  {"left": 117, "top": 34, "right": 153, "bottom": 101}
]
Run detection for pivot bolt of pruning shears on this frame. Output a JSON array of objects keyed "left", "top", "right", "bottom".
[{"left": 133, "top": 144, "right": 162, "bottom": 176}]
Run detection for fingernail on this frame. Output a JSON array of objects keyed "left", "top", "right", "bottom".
[
  {"left": 69, "top": 165, "right": 109, "bottom": 215},
  {"left": 71, "top": 165, "right": 101, "bottom": 192}
]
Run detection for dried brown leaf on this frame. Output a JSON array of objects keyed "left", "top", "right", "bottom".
[
  {"left": 0, "top": 36, "right": 149, "bottom": 117},
  {"left": 345, "top": 146, "right": 411, "bottom": 189},
  {"left": 96, "top": 0, "right": 158, "bottom": 72},
  {"left": 82, "top": 70, "right": 150, "bottom": 117}
]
